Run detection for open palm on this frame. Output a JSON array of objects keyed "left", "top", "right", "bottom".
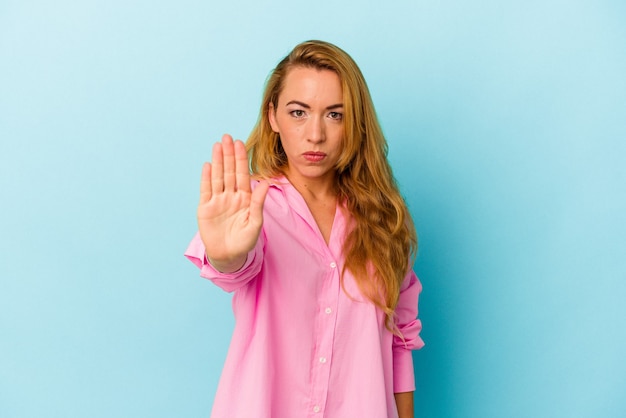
[{"left": 197, "top": 134, "right": 269, "bottom": 272}]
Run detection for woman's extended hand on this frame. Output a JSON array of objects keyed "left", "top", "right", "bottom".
[{"left": 197, "top": 134, "right": 269, "bottom": 273}]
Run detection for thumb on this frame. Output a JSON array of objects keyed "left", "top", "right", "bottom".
[{"left": 249, "top": 180, "right": 269, "bottom": 225}]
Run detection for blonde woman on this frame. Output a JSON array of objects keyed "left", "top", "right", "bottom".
[{"left": 185, "top": 40, "right": 424, "bottom": 418}]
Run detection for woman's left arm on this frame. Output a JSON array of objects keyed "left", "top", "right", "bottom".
[
  {"left": 394, "top": 391, "right": 414, "bottom": 418},
  {"left": 392, "top": 270, "right": 424, "bottom": 418}
]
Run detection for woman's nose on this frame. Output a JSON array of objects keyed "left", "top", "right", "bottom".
[{"left": 306, "top": 116, "right": 325, "bottom": 143}]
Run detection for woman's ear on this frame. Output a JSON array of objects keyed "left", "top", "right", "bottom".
[{"left": 268, "top": 103, "right": 279, "bottom": 133}]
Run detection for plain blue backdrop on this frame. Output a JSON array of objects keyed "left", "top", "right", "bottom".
[{"left": 1, "top": 1, "right": 624, "bottom": 417}]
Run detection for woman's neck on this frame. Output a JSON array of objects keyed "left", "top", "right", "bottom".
[{"left": 284, "top": 171, "right": 337, "bottom": 203}]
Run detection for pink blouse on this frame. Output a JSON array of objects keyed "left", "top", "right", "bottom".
[{"left": 185, "top": 178, "right": 424, "bottom": 418}]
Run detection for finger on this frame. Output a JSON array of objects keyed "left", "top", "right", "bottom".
[
  {"left": 211, "top": 142, "right": 224, "bottom": 195},
  {"left": 234, "top": 139, "right": 251, "bottom": 193},
  {"left": 249, "top": 180, "right": 269, "bottom": 226},
  {"left": 221, "top": 134, "right": 236, "bottom": 191},
  {"left": 199, "top": 162, "right": 212, "bottom": 204}
]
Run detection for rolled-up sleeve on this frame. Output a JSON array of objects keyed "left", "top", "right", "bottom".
[
  {"left": 392, "top": 269, "right": 425, "bottom": 393},
  {"left": 184, "top": 231, "right": 265, "bottom": 293}
]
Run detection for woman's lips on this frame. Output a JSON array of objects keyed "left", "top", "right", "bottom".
[{"left": 303, "top": 152, "right": 326, "bottom": 162}]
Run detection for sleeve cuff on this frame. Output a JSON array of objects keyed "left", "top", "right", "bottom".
[
  {"left": 393, "top": 347, "right": 416, "bottom": 393},
  {"left": 184, "top": 231, "right": 265, "bottom": 293}
]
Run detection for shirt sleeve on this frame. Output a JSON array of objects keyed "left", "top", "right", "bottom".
[
  {"left": 392, "top": 269, "right": 425, "bottom": 393},
  {"left": 183, "top": 231, "right": 265, "bottom": 293}
]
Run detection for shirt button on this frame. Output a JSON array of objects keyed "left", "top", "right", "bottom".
[
  {"left": 319, "top": 357, "right": 327, "bottom": 363},
  {"left": 325, "top": 307, "right": 332, "bottom": 314},
  {"left": 330, "top": 262, "right": 337, "bottom": 268},
  {"left": 313, "top": 405, "right": 321, "bottom": 413}
]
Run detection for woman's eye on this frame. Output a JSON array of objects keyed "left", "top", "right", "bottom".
[
  {"left": 329, "top": 112, "right": 343, "bottom": 120},
  {"left": 290, "top": 110, "right": 305, "bottom": 118}
]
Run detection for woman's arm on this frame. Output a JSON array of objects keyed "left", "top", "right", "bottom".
[
  {"left": 394, "top": 391, "right": 414, "bottom": 418},
  {"left": 391, "top": 271, "right": 424, "bottom": 417}
]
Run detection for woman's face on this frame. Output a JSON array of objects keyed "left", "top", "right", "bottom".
[{"left": 269, "top": 66, "right": 344, "bottom": 187}]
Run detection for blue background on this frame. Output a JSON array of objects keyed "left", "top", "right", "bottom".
[{"left": 1, "top": 1, "right": 624, "bottom": 417}]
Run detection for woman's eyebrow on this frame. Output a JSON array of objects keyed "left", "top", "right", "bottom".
[{"left": 285, "top": 100, "right": 343, "bottom": 110}]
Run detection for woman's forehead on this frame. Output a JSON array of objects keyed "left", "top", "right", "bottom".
[{"left": 278, "top": 67, "right": 343, "bottom": 105}]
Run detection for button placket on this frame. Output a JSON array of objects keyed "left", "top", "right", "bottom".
[{"left": 308, "top": 256, "right": 339, "bottom": 417}]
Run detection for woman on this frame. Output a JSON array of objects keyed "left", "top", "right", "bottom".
[{"left": 185, "top": 40, "right": 424, "bottom": 418}]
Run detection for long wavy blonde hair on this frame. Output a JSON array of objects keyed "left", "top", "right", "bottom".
[{"left": 246, "top": 40, "right": 417, "bottom": 329}]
